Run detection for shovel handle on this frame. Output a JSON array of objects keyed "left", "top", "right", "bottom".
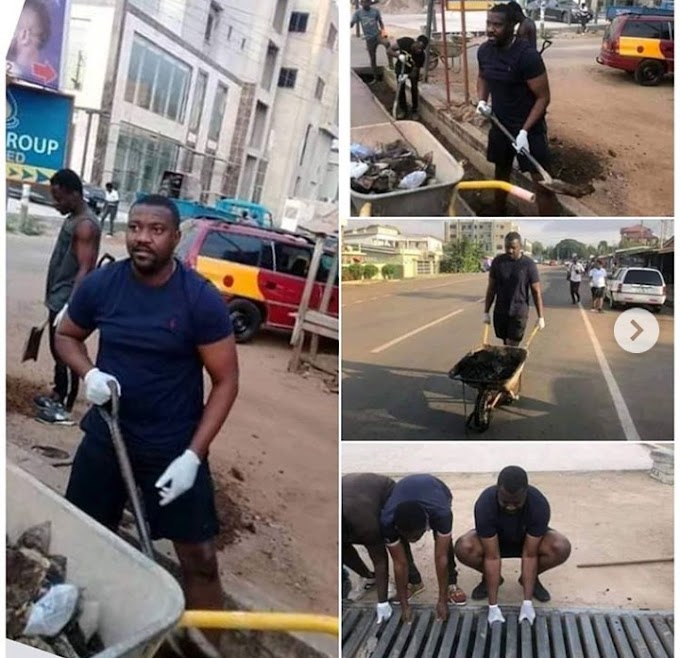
[
  {"left": 523, "top": 323, "right": 541, "bottom": 349},
  {"left": 482, "top": 323, "right": 490, "bottom": 345}
]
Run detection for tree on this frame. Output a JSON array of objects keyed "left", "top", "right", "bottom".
[
  {"left": 532, "top": 240, "right": 544, "bottom": 256},
  {"left": 440, "top": 238, "right": 485, "bottom": 273},
  {"left": 597, "top": 240, "right": 609, "bottom": 255},
  {"left": 347, "top": 263, "right": 363, "bottom": 280},
  {"left": 362, "top": 264, "right": 378, "bottom": 280},
  {"left": 553, "top": 238, "right": 588, "bottom": 261}
]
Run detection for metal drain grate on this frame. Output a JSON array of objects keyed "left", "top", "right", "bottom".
[{"left": 342, "top": 606, "right": 674, "bottom": 658}]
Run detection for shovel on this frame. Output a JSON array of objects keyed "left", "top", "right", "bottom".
[
  {"left": 483, "top": 110, "right": 594, "bottom": 198},
  {"left": 97, "top": 382, "right": 155, "bottom": 560},
  {"left": 21, "top": 318, "right": 49, "bottom": 362},
  {"left": 392, "top": 73, "right": 408, "bottom": 119}
]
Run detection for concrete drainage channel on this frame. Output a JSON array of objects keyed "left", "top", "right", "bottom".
[{"left": 342, "top": 605, "right": 674, "bottom": 658}]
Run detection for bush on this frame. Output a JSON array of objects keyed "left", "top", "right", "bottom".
[
  {"left": 382, "top": 264, "right": 403, "bottom": 280},
  {"left": 362, "top": 264, "right": 379, "bottom": 280},
  {"left": 347, "top": 263, "right": 363, "bottom": 281}
]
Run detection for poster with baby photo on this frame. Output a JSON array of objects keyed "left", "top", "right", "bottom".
[{"left": 6, "top": 0, "right": 68, "bottom": 90}]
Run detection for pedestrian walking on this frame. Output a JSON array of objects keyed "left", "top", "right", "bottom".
[
  {"left": 55, "top": 194, "right": 239, "bottom": 655},
  {"left": 455, "top": 465, "right": 571, "bottom": 621},
  {"left": 484, "top": 232, "right": 545, "bottom": 401},
  {"left": 567, "top": 254, "right": 585, "bottom": 304},
  {"left": 386, "top": 35, "right": 429, "bottom": 119},
  {"left": 351, "top": 0, "right": 386, "bottom": 84},
  {"left": 380, "top": 473, "right": 468, "bottom": 624},
  {"left": 589, "top": 258, "right": 608, "bottom": 313},
  {"left": 34, "top": 168, "right": 101, "bottom": 425},
  {"left": 476, "top": 3, "right": 558, "bottom": 216},
  {"left": 100, "top": 182, "right": 119, "bottom": 237}
]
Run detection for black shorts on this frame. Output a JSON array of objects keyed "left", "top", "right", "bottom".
[
  {"left": 499, "top": 528, "right": 554, "bottom": 557},
  {"left": 493, "top": 313, "right": 528, "bottom": 343},
  {"left": 487, "top": 121, "right": 551, "bottom": 175},
  {"left": 65, "top": 434, "right": 219, "bottom": 544},
  {"left": 592, "top": 287, "right": 605, "bottom": 299}
]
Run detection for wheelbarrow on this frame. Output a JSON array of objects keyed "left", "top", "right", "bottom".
[
  {"left": 351, "top": 121, "right": 536, "bottom": 217},
  {"left": 448, "top": 323, "right": 541, "bottom": 433}
]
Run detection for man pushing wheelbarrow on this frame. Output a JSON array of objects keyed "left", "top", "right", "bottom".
[{"left": 483, "top": 231, "right": 545, "bottom": 404}]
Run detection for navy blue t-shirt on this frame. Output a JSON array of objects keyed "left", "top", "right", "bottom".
[
  {"left": 69, "top": 259, "right": 233, "bottom": 454},
  {"left": 477, "top": 38, "right": 546, "bottom": 132},
  {"left": 489, "top": 254, "right": 540, "bottom": 318},
  {"left": 474, "top": 485, "right": 550, "bottom": 546},
  {"left": 380, "top": 474, "right": 453, "bottom": 544}
]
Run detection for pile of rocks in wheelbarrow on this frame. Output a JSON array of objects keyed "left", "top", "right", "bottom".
[
  {"left": 350, "top": 140, "right": 436, "bottom": 194},
  {"left": 7, "top": 521, "right": 105, "bottom": 657}
]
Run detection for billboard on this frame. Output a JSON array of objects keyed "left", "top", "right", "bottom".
[
  {"left": 6, "top": 0, "right": 69, "bottom": 90},
  {"left": 6, "top": 83, "right": 73, "bottom": 184}
]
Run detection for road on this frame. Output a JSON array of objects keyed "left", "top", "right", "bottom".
[
  {"left": 5, "top": 226, "right": 339, "bottom": 622},
  {"left": 341, "top": 268, "right": 674, "bottom": 440}
]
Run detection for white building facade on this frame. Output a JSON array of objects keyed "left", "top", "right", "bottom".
[
  {"left": 64, "top": 0, "right": 338, "bottom": 217},
  {"left": 444, "top": 220, "right": 520, "bottom": 255}
]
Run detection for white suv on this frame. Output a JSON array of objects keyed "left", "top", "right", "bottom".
[{"left": 605, "top": 267, "right": 666, "bottom": 313}]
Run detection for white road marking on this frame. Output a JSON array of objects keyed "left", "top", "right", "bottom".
[
  {"left": 370, "top": 309, "right": 465, "bottom": 354},
  {"left": 578, "top": 304, "right": 642, "bottom": 442}
]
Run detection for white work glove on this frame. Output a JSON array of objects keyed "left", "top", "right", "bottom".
[
  {"left": 155, "top": 449, "right": 201, "bottom": 506},
  {"left": 483, "top": 312, "right": 491, "bottom": 324},
  {"left": 376, "top": 601, "right": 392, "bottom": 624},
  {"left": 398, "top": 53, "right": 407, "bottom": 63},
  {"left": 397, "top": 73, "right": 408, "bottom": 84},
  {"left": 53, "top": 303, "right": 69, "bottom": 328},
  {"left": 519, "top": 600, "right": 536, "bottom": 625},
  {"left": 83, "top": 367, "right": 121, "bottom": 405},
  {"left": 488, "top": 604, "right": 505, "bottom": 625},
  {"left": 536, "top": 317, "right": 546, "bottom": 330},
  {"left": 515, "top": 129, "right": 530, "bottom": 154},
  {"left": 476, "top": 100, "right": 491, "bottom": 117}
]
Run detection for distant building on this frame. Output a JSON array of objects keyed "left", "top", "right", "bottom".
[
  {"left": 620, "top": 224, "right": 657, "bottom": 246},
  {"left": 445, "top": 220, "right": 519, "bottom": 255}
]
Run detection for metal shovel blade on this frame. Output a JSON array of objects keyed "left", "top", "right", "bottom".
[{"left": 21, "top": 320, "right": 48, "bottom": 362}]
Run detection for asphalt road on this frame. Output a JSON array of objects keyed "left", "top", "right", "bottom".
[{"left": 341, "top": 268, "right": 674, "bottom": 440}]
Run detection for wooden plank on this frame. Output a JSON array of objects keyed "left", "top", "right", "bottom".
[
  {"left": 550, "top": 612, "right": 567, "bottom": 658},
  {"left": 622, "top": 615, "right": 654, "bottom": 658},
  {"left": 535, "top": 615, "right": 551, "bottom": 658},
  {"left": 608, "top": 615, "right": 636, "bottom": 658},
  {"left": 564, "top": 613, "right": 585, "bottom": 658},
  {"left": 371, "top": 610, "right": 403, "bottom": 658},
  {"left": 650, "top": 616, "right": 674, "bottom": 657},
  {"left": 472, "top": 610, "right": 490, "bottom": 658},
  {"left": 309, "top": 250, "right": 339, "bottom": 360},
  {"left": 404, "top": 609, "right": 433, "bottom": 658},
  {"left": 593, "top": 614, "right": 619, "bottom": 658},
  {"left": 577, "top": 613, "right": 602, "bottom": 658},
  {"left": 434, "top": 608, "right": 461, "bottom": 658},
  {"left": 637, "top": 616, "right": 669, "bottom": 658},
  {"left": 505, "top": 612, "right": 518, "bottom": 658},
  {"left": 453, "top": 610, "right": 474, "bottom": 658}
]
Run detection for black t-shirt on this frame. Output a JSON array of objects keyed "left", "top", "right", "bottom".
[
  {"left": 380, "top": 474, "right": 453, "bottom": 544},
  {"left": 474, "top": 485, "right": 550, "bottom": 546},
  {"left": 342, "top": 473, "right": 396, "bottom": 546},
  {"left": 396, "top": 37, "right": 425, "bottom": 68},
  {"left": 489, "top": 253, "right": 540, "bottom": 318},
  {"left": 477, "top": 38, "right": 546, "bottom": 132}
]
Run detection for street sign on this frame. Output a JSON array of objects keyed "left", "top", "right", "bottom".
[
  {"left": 6, "top": 83, "right": 73, "bottom": 183},
  {"left": 6, "top": 0, "right": 70, "bottom": 90}
]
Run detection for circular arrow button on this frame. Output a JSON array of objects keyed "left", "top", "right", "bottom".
[{"left": 614, "top": 308, "right": 660, "bottom": 354}]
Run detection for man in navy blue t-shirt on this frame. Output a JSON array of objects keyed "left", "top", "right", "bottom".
[
  {"left": 476, "top": 3, "right": 558, "bottom": 216},
  {"left": 55, "top": 194, "right": 239, "bottom": 651},
  {"left": 380, "top": 474, "right": 467, "bottom": 623},
  {"left": 455, "top": 466, "right": 571, "bottom": 627}
]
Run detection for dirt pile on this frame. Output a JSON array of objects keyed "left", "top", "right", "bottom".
[
  {"left": 213, "top": 475, "right": 257, "bottom": 551},
  {"left": 7, "top": 375, "right": 41, "bottom": 417},
  {"left": 451, "top": 347, "right": 526, "bottom": 383},
  {"left": 383, "top": 0, "right": 427, "bottom": 14}
]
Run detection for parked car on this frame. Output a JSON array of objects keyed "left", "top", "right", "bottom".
[
  {"left": 604, "top": 266, "right": 666, "bottom": 312},
  {"left": 597, "top": 13, "right": 674, "bottom": 85},
  {"left": 7, "top": 181, "right": 53, "bottom": 205},
  {"left": 83, "top": 183, "right": 106, "bottom": 216},
  {"left": 526, "top": 0, "right": 578, "bottom": 22},
  {"left": 176, "top": 219, "right": 339, "bottom": 342}
]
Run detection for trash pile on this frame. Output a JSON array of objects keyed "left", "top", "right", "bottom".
[
  {"left": 350, "top": 140, "right": 436, "bottom": 194},
  {"left": 453, "top": 347, "right": 526, "bottom": 383},
  {"left": 7, "top": 522, "right": 105, "bottom": 657}
]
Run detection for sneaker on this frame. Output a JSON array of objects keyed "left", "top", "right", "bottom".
[
  {"left": 35, "top": 403, "right": 75, "bottom": 426},
  {"left": 448, "top": 584, "right": 467, "bottom": 606},
  {"left": 518, "top": 576, "right": 551, "bottom": 602},
  {"left": 33, "top": 394, "right": 60, "bottom": 410},
  {"left": 348, "top": 577, "right": 376, "bottom": 601},
  {"left": 391, "top": 581, "right": 425, "bottom": 603},
  {"left": 471, "top": 576, "right": 504, "bottom": 600}
]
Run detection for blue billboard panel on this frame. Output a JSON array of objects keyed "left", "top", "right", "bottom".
[
  {"left": 6, "top": 0, "right": 69, "bottom": 90},
  {"left": 6, "top": 83, "right": 73, "bottom": 183}
]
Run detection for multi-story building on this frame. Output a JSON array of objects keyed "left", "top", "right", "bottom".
[
  {"left": 444, "top": 220, "right": 519, "bottom": 255},
  {"left": 65, "top": 0, "right": 338, "bottom": 218},
  {"left": 620, "top": 224, "right": 658, "bottom": 246}
]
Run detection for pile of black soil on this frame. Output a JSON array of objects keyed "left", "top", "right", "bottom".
[
  {"left": 451, "top": 347, "right": 526, "bottom": 383},
  {"left": 7, "top": 375, "right": 41, "bottom": 417},
  {"left": 549, "top": 137, "right": 605, "bottom": 184}
]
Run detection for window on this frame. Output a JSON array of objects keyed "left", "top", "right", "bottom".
[
  {"left": 241, "top": 38, "right": 247, "bottom": 50},
  {"left": 199, "top": 231, "right": 264, "bottom": 267},
  {"left": 250, "top": 102, "right": 268, "bottom": 149},
  {"left": 274, "top": 243, "right": 311, "bottom": 278},
  {"left": 205, "top": 2, "right": 221, "bottom": 42},
  {"left": 623, "top": 269, "right": 663, "bottom": 285},
  {"left": 208, "top": 84, "right": 228, "bottom": 142},
  {"left": 317, "top": 252, "right": 338, "bottom": 285},
  {"left": 273, "top": 0, "right": 288, "bottom": 32},
  {"left": 261, "top": 42, "right": 279, "bottom": 90},
  {"left": 200, "top": 155, "right": 215, "bottom": 203},
  {"left": 289, "top": 12, "right": 309, "bottom": 32},
  {"left": 189, "top": 71, "right": 208, "bottom": 133},
  {"left": 299, "top": 124, "right": 312, "bottom": 165},
  {"left": 227, "top": 25, "right": 233, "bottom": 40},
  {"left": 326, "top": 23, "right": 337, "bottom": 49},
  {"left": 621, "top": 20, "right": 668, "bottom": 39},
  {"left": 252, "top": 160, "right": 269, "bottom": 204},
  {"left": 315, "top": 77, "right": 325, "bottom": 101},
  {"left": 278, "top": 67, "right": 297, "bottom": 88},
  {"left": 125, "top": 34, "right": 191, "bottom": 122}
]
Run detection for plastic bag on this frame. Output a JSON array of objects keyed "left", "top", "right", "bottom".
[
  {"left": 350, "top": 143, "right": 374, "bottom": 159},
  {"left": 24, "top": 584, "right": 79, "bottom": 637},
  {"left": 350, "top": 162, "right": 369, "bottom": 179},
  {"left": 398, "top": 171, "right": 427, "bottom": 190}
]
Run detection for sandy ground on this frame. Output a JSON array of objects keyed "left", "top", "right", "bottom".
[
  {"left": 345, "top": 470, "right": 674, "bottom": 610},
  {"left": 374, "top": 20, "right": 674, "bottom": 217},
  {"left": 6, "top": 222, "right": 339, "bottom": 617}
]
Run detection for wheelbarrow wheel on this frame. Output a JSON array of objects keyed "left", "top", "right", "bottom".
[
  {"left": 467, "top": 389, "right": 493, "bottom": 432},
  {"left": 428, "top": 48, "right": 440, "bottom": 70}
]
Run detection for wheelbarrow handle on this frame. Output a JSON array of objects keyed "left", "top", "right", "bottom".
[
  {"left": 523, "top": 323, "right": 541, "bottom": 349},
  {"left": 482, "top": 323, "right": 489, "bottom": 345}
]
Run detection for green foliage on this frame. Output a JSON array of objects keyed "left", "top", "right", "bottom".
[
  {"left": 346, "top": 263, "right": 363, "bottom": 280},
  {"left": 382, "top": 263, "right": 403, "bottom": 279},
  {"left": 440, "top": 238, "right": 485, "bottom": 273},
  {"left": 531, "top": 240, "right": 544, "bottom": 256},
  {"left": 362, "top": 264, "right": 379, "bottom": 280}
]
